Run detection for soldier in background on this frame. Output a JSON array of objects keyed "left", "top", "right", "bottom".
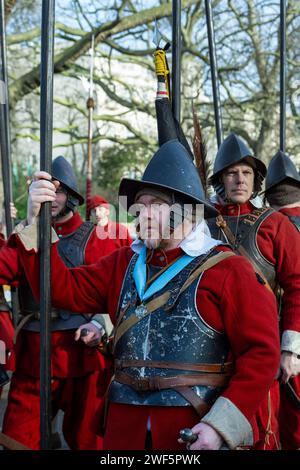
[
  {"left": 206, "top": 134, "right": 300, "bottom": 449},
  {"left": 87, "top": 194, "right": 133, "bottom": 246},
  {"left": 0, "top": 156, "right": 130, "bottom": 449},
  {"left": 264, "top": 150, "right": 300, "bottom": 449}
]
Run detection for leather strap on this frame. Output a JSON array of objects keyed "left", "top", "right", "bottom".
[
  {"left": 0, "top": 432, "right": 31, "bottom": 450},
  {"left": 114, "top": 370, "right": 231, "bottom": 391},
  {"left": 115, "top": 359, "right": 234, "bottom": 374},
  {"left": 13, "top": 309, "right": 60, "bottom": 344},
  {"left": 178, "top": 251, "right": 235, "bottom": 296},
  {"left": 216, "top": 215, "right": 273, "bottom": 292},
  {"left": 113, "top": 291, "right": 170, "bottom": 349},
  {"left": 13, "top": 313, "right": 34, "bottom": 345},
  {"left": 174, "top": 386, "right": 211, "bottom": 417}
]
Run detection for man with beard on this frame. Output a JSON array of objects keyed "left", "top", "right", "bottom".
[
  {"left": 1, "top": 139, "right": 280, "bottom": 450},
  {"left": 206, "top": 134, "right": 300, "bottom": 449},
  {"left": 0, "top": 156, "right": 129, "bottom": 450},
  {"left": 264, "top": 150, "right": 300, "bottom": 449}
]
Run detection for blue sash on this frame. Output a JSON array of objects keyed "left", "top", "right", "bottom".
[{"left": 133, "top": 246, "right": 195, "bottom": 302}]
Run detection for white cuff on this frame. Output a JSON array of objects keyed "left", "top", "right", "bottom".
[
  {"left": 281, "top": 330, "right": 300, "bottom": 355},
  {"left": 17, "top": 220, "right": 59, "bottom": 252},
  {"left": 201, "top": 397, "right": 253, "bottom": 449},
  {"left": 92, "top": 313, "right": 114, "bottom": 336}
]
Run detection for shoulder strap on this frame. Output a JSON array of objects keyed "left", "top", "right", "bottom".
[
  {"left": 177, "top": 251, "right": 234, "bottom": 297},
  {"left": 216, "top": 214, "right": 273, "bottom": 292},
  {"left": 241, "top": 207, "right": 272, "bottom": 226}
]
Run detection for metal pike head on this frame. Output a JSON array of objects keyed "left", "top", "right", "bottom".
[{"left": 153, "top": 19, "right": 162, "bottom": 49}]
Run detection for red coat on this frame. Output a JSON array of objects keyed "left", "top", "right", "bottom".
[
  {"left": 277, "top": 206, "right": 300, "bottom": 449},
  {"left": 1, "top": 212, "right": 132, "bottom": 378},
  {"left": 215, "top": 201, "right": 300, "bottom": 335},
  {"left": 3, "top": 233, "right": 280, "bottom": 449},
  {"left": 0, "top": 235, "right": 15, "bottom": 373},
  {"left": 214, "top": 201, "right": 300, "bottom": 449},
  {"left": 0, "top": 212, "right": 131, "bottom": 450},
  {"left": 93, "top": 221, "right": 132, "bottom": 249},
  {"left": 279, "top": 205, "right": 300, "bottom": 220}
]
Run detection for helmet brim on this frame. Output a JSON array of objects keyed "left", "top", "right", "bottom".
[{"left": 119, "top": 178, "right": 219, "bottom": 218}]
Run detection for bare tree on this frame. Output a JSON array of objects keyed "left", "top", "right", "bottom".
[{"left": 3, "top": 0, "right": 300, "bottom": 211}]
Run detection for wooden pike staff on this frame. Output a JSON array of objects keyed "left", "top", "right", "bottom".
[
  {"left": 0, "top": 0, "right": 19, "bottom": 328},
  {"left": 192, "top": 105, "right": 210, "bottom": 196},
  {"left": 86, "top": 35, "right": 95, "bottom": 221},
  {"left": 171, "top": 0, "right": 182, "bottom": 123},
  {"left": 278, "top": 0, "right": 299, "bottom": 410},
  {"left": 39, "top": 0, "right": 55, "bottom": 450},
  {"left": 204, "top": 0, "right": 223, "bottom": 148},
  {"left": 0, "top": 0, "right": 13, "bottom": 236},
  {"left": 279, "top": 0, "right": 286, "bottom": 153}
]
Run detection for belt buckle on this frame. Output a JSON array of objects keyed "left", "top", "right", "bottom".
[
  {"left": 137, "top": 376, "right": 159, "bottom": 391},
  {"left": 137, "top": 377, "right": 149, "bottom": 391}
]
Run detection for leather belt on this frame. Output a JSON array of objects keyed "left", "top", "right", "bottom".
[
  {"left": 114, "top": 370, "right": 231, "bottom": 392},
  {"left": 115, "top": 359, "right": 234, "bottom": 374},
  {"left": 21, "top": 309, "right": 60, "bottom": 320}
]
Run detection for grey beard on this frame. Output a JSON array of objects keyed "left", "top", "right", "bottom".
[{"left": 143, "top": 238, "right": 162, "bottom": 250}]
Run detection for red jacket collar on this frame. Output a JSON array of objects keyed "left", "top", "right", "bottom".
[
  {"left": 215, "top": 200, "right": 255, "bottom": 216},
  {"left": 147, "top": 245, "right": 227, "bottom": 267},
  {"left": 146, "top": 247, "right": 183, "bottom": 267},
  {"left": 53, "top": 212, "right": 83, "bottom": 237}
]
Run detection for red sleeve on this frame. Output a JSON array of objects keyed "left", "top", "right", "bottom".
[
  {"left": 197, "top": 254, "right": 280, "bottom": 421},
  {"left": 257, "top": 212, "right": 300, "bottom": 333},
  {"left": 17, "top": 237, "right": 133, "bottom": 323},
  {"left": 84, "top": 225, "right": 132, "bottom": 265},
  {"left": 0, "top": 236, "right": 22, "bottom": 286},
  {"left": 84, "top": 229, "right": 123, "bottom": 264}
]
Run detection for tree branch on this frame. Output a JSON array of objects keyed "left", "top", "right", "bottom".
[{"left": 9, "top": 0, "right": 201, "bottom": 106}]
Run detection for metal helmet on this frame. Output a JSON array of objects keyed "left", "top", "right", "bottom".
[
  {"left": 265, "top": 150, "right": 300, "bottom": 192},
  {"left": 119, "top": 139, "right": 218, "bottom": 218},
  {"left": 52, "top": 156, "right": 84, "bottom": 211},
  {"left": 210, "top": 133, "right": 267, "bottom": 198}
]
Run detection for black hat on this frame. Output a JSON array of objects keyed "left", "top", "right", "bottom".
[
  {"left": 52, "top": 156, "right": 84, "bottom": 206},
  {"left": 265, "top": 150, "right": 300, "bottom": 193},
  {"left": 210, "top": 133, "right": 266, "bottom": 196},
  {"left": 119, "top": 139, "right": 218, "bottom": 218}
]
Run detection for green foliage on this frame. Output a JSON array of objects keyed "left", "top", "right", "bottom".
[
  {"left": 4, "top": 0, "right": 300, "bottom": 208},
  {"left": 12, "top": 162, "right": 31, "bottom": 221}
]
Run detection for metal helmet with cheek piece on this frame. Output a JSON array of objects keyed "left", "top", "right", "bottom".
[
  {"left": 119, "top": 139, "right": 218, "bottom": 219},
  {"left": 210, "top": 133, "right": 267, "bottom": 199},
  {"left": 52, "top": 156, "right": 84, "bottom": 212}
]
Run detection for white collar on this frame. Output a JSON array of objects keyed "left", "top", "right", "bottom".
[
  {"left": 130, "top": 220, "right": 222, "bottom": 257},
  {"left": 210, "top": 193, "right": 264, "bottom": 209}
]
